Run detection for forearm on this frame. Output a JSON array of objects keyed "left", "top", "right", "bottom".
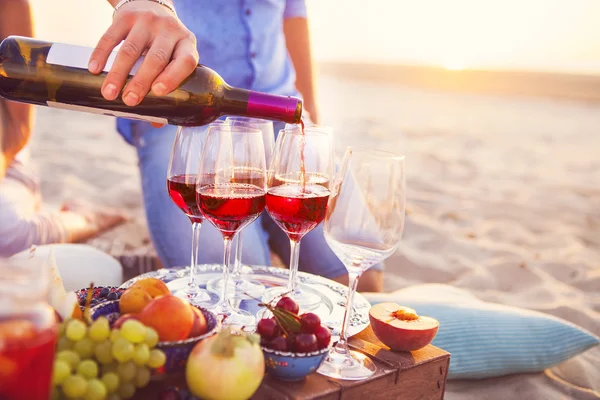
[
  {"left": 0, "top": 0, "right": 34, "bottom": 177},
  {"left": 284, "top": 17, "right": 319, "bottom": 124},
  {"left": 0, "top": 0, "right": 34, "bottom": 39}
]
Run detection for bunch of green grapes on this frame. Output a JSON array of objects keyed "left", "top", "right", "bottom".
[{"left": 52, "top": 317, "right": 166, "bottom": 400}]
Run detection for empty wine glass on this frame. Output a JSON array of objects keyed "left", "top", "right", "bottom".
[
  {"left": 317, "top": 147, "right": 406, "bottom": 380},
  {"left": 166, "top": 122, "right": 225, "bottom": 305},
  {"left": 261, "top": 126, "right": 334, "bottom": 310},
  {"left": 196, "top": 124, "right": 267, "bottom": 330},
  {"left": 206, "top": 117, "right": 274, "bottom": 299}
]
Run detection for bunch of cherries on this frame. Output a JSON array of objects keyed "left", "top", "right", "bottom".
[{"left": 256, "top": 297, "right": 331, "bottom": 353}]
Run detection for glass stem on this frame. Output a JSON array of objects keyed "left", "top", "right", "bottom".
[
  {"left": 188, "top": 222, "right": 201, "bottom": 291},
  {"left": 219, "top": 236, "right": 233, "bottom": 305},
  {"left": 287, "top": 239, "right": 301, "bottom": 293},
  {"left": 334, "top": 272, "right": 360, "bottom": 355},
  {"left": 232, "top": 231, "right": 243, "bottom": 279}
]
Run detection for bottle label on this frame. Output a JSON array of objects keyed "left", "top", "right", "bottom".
[
  {"left": 46, "top": 43, "right": 143, "bottom": 75},
  {"left": 47, "top": 101, "right": 168, "bottom": 124}
]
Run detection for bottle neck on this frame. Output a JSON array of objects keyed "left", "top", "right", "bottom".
[{"left": 222, "top": 86, "right": 303, "bottom": 124}]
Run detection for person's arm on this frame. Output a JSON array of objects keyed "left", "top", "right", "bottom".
[
  {"left": 0, "top": 0, "right": 34, "bottom": 178},
  {"left": 283, "top": 1, "right": 319, "bottom": 124},
  {"left": 91, "top": 0, "right": 198, "bottom": 107}
]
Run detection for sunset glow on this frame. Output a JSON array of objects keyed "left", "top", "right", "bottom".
[{"left": 28, "top": 0, "right": 600, "bottom": 75}]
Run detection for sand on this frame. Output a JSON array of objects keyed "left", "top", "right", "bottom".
[{"left": 25, "top": 69, "right": 599, "bottom": 399}]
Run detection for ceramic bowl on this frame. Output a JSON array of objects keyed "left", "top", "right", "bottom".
[
  {"left": 91, "top": 300, "right": 219, "bottom": 373},
  {"left": 261, "top": 345, "right": 329, "bottom": 381}
]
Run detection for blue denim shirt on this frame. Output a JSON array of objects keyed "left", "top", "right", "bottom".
[{"left": 116, "top": 0, "right": 307, "bottom": 144}]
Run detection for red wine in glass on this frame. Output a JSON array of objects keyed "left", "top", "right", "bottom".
[
  {"left": 197, "top": 183, "right": 266, "bottom": 238},
  {"left": 265, "top": 183, "right": 330, "bottom": 242},
  {"left": 167, "top": 174, "right": 204, "bottom": 224}
]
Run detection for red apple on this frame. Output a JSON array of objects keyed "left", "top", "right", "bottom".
[
  {"left": 188, "top": 306, "right": 208, "bottom": 338},
  {"left": 369, "top": 303, "right": 439, "bottom": 352}
]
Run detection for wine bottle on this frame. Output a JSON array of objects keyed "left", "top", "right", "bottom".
[{"left": 0, "top": 36, "right": 302, "bottom": 126}]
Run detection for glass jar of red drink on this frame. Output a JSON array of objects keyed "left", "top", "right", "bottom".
[{"left": 0, "top": 257, "right": 58, "bottom": 400}]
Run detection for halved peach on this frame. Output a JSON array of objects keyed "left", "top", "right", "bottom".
[{"left": 369, "top": 303, "right": 439, "bottom": 352}]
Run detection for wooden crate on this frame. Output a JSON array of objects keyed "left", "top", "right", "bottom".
[
  {"left": 252, "top": 326, "right": 450, "bottom": 400},
  {"left": 134, "top": 326, "right": 450, "bottom": 400}
]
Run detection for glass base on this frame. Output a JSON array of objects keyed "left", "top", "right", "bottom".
[
  {"left": 209, "top": 301, "right": 257, "bottom": 332},
  {"left": 317, "top": 348, "right": 377, "bottom": 380},
  {"left": 174, "top": 285, "right": 218, "bottom": 307},
  {"left": 261, "top": 285, "right": 321, "bottom": 311},
  {"left": 206, "top": 276, "right": 265, "bottom": 300}
]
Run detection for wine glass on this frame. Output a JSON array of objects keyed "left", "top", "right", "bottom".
[
  {"left": 206, "top": 117, "right": 274, "bottom": 299},
  {"left": 166, "top": 122, "right": 225, "bottom": 305},
  {"left": 317, "top": 147, "right": 406, "bottom": 380},
  {"left": 261, "top": 126, "right": 334, "bottom": 310},
  {"left": 196, "top": 124, "right": 267, "bottom": 329}
]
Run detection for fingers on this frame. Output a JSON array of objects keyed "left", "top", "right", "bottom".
[
  {"left": 151, "top": 38, "right": 199, "bottom": 96},
  {"left": 122, "top": 34, "right": 176, "bottom": 106},
  {"left": 88, "top": 22, "right": 129, "bottom": 75},
  {"left": 101, "top": 24, "right": 151, "bottom": 102}
]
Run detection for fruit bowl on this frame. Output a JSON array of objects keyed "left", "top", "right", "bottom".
[
  {"left": 91, "top": 300, "right": 219, "bottom": 373},
  {"left": 261, "top": 345, "right": 329, "bottom": 381}
]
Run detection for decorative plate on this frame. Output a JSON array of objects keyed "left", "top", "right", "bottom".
[{"left": 120, "top": 264, "right": 371, "bottom": 338}]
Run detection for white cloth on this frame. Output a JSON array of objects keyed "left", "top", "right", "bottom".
[{"left": 11, "top": 244, "right": 123, "bottom": 291}]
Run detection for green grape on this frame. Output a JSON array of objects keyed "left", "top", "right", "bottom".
[
  {"left": 65, "top": 319, "right": 87, "bottom": 341},
  {"left": 132, "top": 343, "right": 150, "bottom": 366},
  {"left": 62, "top": 374, "right": 87, "bottom": 398},
  {"left": 107, "top": 394, "right": 122, "bottom": 400},
  {"left": 52, "top": 359, "right": 71, "bottom": 385},
  {"left": 84, "top": 378, "right": 107, "bottom": 400},
  {"left": 134, "top": 366, "right": 151, "bottom": 388},
  {"left": 118, "top": 382, "right": 136, "bottom": 399},
  {"left": 147, "top": 349, "right": 166, "bottom": 369},
  {"left": 112, "top": 337, "right": 134, "bottom": 363},
  {"left": 89, "top": 317, "right": 111, "bottom": 342},
  {"left": 143, "top": 327, "right": 159, "bottom": 348},
  {"left": 56, "top": 350, "right": 80, "bottom": 370},
  {"left": 116, "top": 361, "right": 136, "bottom": 382},
  {"left": 77, "top": 359, "right": 99, "bottom": 379},
  {"left": 101, "top": 372, "right": 120, "bottom": 394},
  {"left": 120, "top": 320, "right": 146, "bottom": 343},
  {"left": 110, "top": 329, "right": 121, "bottom": 342},
  {"left": 57, "top": 336, "right": 74, "bottom": 351},
  {"left": 74, "top": 337, "right": 95, "bottom": 359},
  {"left": 95, "top": 340, "right": 114, "bottom": 364}
]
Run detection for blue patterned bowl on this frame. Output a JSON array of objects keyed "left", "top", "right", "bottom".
[
  {"left": 261, "top": 345, "right": 329, "bottom": 381},
  {"left": 75, "top": 286, "right": 125, "bottom": 310},
  {"left": 91, "top": 300, "right": 219, "bottom": 373}
]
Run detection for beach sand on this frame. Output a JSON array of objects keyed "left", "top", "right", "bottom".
[{"left": 27, "top": 67, "right": 600, "bottom": 399}]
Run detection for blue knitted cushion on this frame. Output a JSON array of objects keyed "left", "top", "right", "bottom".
[{"left": 364, "top": 284, "right": 599, "bottom": 379}]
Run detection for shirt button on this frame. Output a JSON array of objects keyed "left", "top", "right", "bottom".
[
  {"left": 246, "top": 9, "right": 251, "bottom": 16},
  {"left": 251, "top": 52, "right": 257, "bottom": 58}
]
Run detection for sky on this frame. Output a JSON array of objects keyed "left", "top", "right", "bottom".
[{"left": 29, "top": 0, "right": 600, "bottom": 75}]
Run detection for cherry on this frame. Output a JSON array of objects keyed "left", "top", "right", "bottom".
[
  {"left": 269, "top": 336, "right": 289, "bottom": 352},
  {"left": 293, "top": 333, "right": 318, "bottom": 353},
  {"left": 300, "top": 313, "right": 321, "bottom": 333},
  {"left": 315, "top": 325, "right": 331, "bottom": 349},
  {"left": 276, "top": 297, "right": 299, "bottom": 315},
  {"left": 257, "top": 318, "right": 280, "bottom": 340}
]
